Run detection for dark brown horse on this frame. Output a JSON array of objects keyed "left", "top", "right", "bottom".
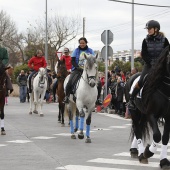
[
  {"left": 0, "top": 60, "right": 10, "bottom": 135},
  {"left": 55, "top": 58, "right": 69, "bottom": 126}
]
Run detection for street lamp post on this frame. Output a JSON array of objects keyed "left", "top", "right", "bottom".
[{"left": 45, "top": 0, "right": 48, "bottom": 61}]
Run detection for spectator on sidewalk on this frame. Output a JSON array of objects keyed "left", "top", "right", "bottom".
[{"left": 17, "top": 70, "right": 27, "bottom": 103}]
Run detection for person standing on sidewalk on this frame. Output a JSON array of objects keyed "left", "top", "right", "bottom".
[{"left": 17, "top": 70, "right": 27, "bottom": 103}]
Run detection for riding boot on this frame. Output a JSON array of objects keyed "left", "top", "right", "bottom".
[
  {"left": 63, "top": 85, "right": 70, "bottom": 104},
  {"left": 128, "top": 85, "right": 140, "bottom": 110},
  {"left": 28, "top": 78, "right": 32, "bottom": 93}
]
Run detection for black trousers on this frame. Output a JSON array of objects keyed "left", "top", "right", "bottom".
[
  {"left": 65, "top": 69, "right": 83, "bottom": 96},
  {"left": 138, "top": 63, "right": 151, "bottom": 87}
]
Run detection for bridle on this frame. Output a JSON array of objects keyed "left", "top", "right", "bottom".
[{"left": 82, "top": 65, "right": 98, "bottom": 86}]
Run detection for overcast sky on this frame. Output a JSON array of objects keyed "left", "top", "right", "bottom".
[{"left": 0, "top": 0, "right": 170, "bottom": 53}]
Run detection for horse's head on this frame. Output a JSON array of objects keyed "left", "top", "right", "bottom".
[
  {"left": 83, "top": 53, "right": 98, "bottom": 87},
  {"left": 38, "top": 67, "right": 47, "bottom": 82},
  {"left": 57, "top": 59, "right": 68, "bottom": 79}
]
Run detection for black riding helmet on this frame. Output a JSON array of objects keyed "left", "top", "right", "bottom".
[{"left": 145, "top": 20, "right": 160, "bottom": 30}]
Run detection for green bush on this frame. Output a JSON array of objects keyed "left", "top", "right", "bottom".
[{"left": 13, "top": 64, "right": 29, "bottom": 83}]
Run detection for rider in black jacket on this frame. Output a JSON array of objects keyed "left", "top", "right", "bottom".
[{"left": 128, "top": 20, "right": 169, "bottom": 110}]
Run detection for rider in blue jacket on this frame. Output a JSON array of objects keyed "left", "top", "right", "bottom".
[{"left": 63, "top": 37, "right": 95, "bottom": 103}]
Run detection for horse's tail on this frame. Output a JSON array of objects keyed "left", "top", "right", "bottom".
[
  {"left": 125, "top": 73, "right": 150, "bottom": 142},
  {"left": 130, "top": 110, "right": 150, "bottom": 142},
  {"left": 64, "top": 100, "right": 77, "bottom": 118}
]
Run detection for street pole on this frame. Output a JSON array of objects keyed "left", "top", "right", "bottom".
[
  {"left": 131, "top": 0, "right": 134, "bottom": 70},
  {"left": 45, "top": 0, "right": 48, "bottom": 61},
  {"left": 83, "top": 17, "right": 85, "bottom": 37}
]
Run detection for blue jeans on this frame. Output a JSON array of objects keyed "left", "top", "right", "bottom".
[{"left": 19, "top": 86, "right": 27, "bottom": 102}]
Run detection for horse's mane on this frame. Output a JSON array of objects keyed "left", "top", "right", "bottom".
[
  {"left": 85, "top": 55, "right": 96, "bottom": 69},
  {"left": 143, "top": 46, "right": 169, "bottom": 102}
]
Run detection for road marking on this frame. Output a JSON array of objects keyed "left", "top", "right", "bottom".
[
  {"left": 56, "top": 165, "right": 134, "bottom": 170},
  {"left": 88, "top": 158, "right": 158, "bottom": 168},
  {"left": 31, "top": 136, "right": 57, "bottom": 139},
  {"left": 7, "top": 140, "right": 32, "bottom": 144},
  {"left": 53, "top": 131, "right": 96, "bottom": 136},
  {"left": 114, "top": 152, "right": 161, "bottom": 159},
  {"left": 98, "top": 113, "right": 131, "bottom": 121},
  {"left": 109, "top": 126, "right": 127, "bottom": 129},
  {"left": 0, "top": 144, "right": 7, "bottom": 147},
  {"left": 92, "top": 128, "right": 111, "bottom": 131}
]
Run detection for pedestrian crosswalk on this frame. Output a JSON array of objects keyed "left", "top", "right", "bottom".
[{"left": 55, "top": 149, "right": 163, "bottom": 170}]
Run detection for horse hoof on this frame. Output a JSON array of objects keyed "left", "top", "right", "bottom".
[
  {"left": 58, "top": 120, "right": 61, "bottom": 123},
  {"left": 40, "top": 114, "right": 44, "bottom": 117},
  {"left": 139, "top": 153, "right": 148, "bottom": 164},
  {"left": 29, "top": 112, "right": 32, "bottom": 115},
  {"left": 130, "top": 148, "right": 138, "bottom": 158},
  {"left": 33, "top": 110, "right": 38, "bottom": 114},
  {"left": 143, "top": 144, "right": 154, "bottom": 158},
  {"left": 74, "top": 128, "right": 78, "bottom": 133},
  {"left": 71, "top": 134, "right": 76, "bottom": 139},
  {"left": 78, "top": 132, "right": 84, "bottom": 139},
  {"left": 85, "top": 137, "right": 91, "bottom": 143},
  {"left": 61, "top": 123, "right": 65, "bottom": 127},
  {"left": 160, "top": 158, "right": 170, "bottom": 169},
  {"left": 1, "top": 130, "right": 6, "bottom": 135}
]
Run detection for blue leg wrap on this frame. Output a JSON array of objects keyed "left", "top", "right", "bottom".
[
  {"left": 80, "top": 117, "right": 84, "bottom": 131},
  {"left": 70, "top": 120, "right": 74, "bottom": 134},
  {"left": 86, "top": 125, "right": 90, "bottom": 137},
  {"left": 75, "top": 116, "right": 79, "bottom": 129}
]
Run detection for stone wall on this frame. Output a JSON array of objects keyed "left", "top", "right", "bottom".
[{"left": 10, "top": 84, "right": 19, "bottom": 97}]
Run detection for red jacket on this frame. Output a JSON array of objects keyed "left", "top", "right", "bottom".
[
  {"left": 28, "top": 56, "right": 47, "bottom": 71},
  {"left": 60, "top": 55, "right": 72, "bottom": 71}
]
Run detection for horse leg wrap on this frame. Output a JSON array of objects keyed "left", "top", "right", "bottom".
[
  {"left": 80, "top": 117, "right": 85, "bottom": 131},
  {"left": 75, "top": 116, "right": 79, "bottom": 129},
  {"left": 160, "top": 144, "right": 168, "bottom": 160},
  {"left": 137, "top": 139, "right": 145, "bottom": 156},
  {"left": 70, "top": 120, "right": 74, "bottom": 134},
  {"left": 1, "top": 119, "right": 4, "bottom": 128},
  {"left": 86, "top": 125, "right": 90, "bottom": 137},
  {"left": 149, "top": 141, "right": 158, "bottom": 154}
]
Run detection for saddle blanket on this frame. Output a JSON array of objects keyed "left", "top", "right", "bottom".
[{"left": 129, "top": 76, "right": 143, "bottom": 98}]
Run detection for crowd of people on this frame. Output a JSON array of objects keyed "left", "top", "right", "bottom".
[{"left": 1, "top": 19, "right": 169, "bottom": 120}]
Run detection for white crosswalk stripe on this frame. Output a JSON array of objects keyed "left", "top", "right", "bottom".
[
  {"left": 56, "top": 165, "right": 134, "bottom": 170},
  {"left": 88, "top": 158, "right": 158, "bottom": 168}
]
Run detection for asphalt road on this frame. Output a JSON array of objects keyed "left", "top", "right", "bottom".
[{"left": 0, "top": 97, "right": 165, "bottom": 170}]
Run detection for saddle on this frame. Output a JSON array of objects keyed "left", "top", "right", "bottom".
[{"left": 130, "top": 74, "right": 148, "bottom": 99}]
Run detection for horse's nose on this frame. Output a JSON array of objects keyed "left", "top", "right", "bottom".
[{"left": 89, "top": 82, "right": 96, "bottom": 87}]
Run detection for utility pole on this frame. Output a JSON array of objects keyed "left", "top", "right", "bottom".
[
  {"left": 131, "top": 0, "right": 134, "bottom": 70},
  {"left": 83, "top": 17, "right": 85, "bottom": 37},
  {"left": 45, "top": 0, "right": 48, "bottom": 61}
]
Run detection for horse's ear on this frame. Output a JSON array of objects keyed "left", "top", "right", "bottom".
[
  {"left": 84, "top": 53, "right": 87, "bottom": 59},
  {"left": 95, "top": 53, "right": 98, "bottom": 59}
]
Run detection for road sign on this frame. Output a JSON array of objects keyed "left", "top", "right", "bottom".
[
  {"left": 101, "top": 46, "right": 113, "bottom": 59},
  {"left": 101, "top": 30, "right": 113, "bottom": 45}
]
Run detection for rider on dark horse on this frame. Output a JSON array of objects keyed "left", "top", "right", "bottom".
[
  {"left": 53, "top": 47, "right": 72, "bottom": 95},
  {"left": 28, "top": 50, "right": 47, "bottom": 93},
  {"left": 63, "top": 37, "right": 95, "bottom": 104},
  {"left": 0, "top": 38, "right": 13, "bottom": 94},
  {"left": 128, "top": 20, "right": 169, "bottom": 110}
]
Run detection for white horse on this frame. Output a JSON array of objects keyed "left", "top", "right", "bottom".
[
  {"left": 28, "top": 67, "right": 47, "bottom": 117},
  {"left": 64, "top": 53, "right": 98, "bottom": 143}
]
